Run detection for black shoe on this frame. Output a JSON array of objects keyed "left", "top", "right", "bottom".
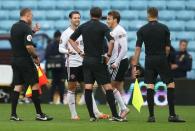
[
  {"left": 36, "top": 113, "right": 53, "bottom": 121},
  {"left": 109, "top": 116, "right": 126, "bottom": 122},
  {"left": 147, "top": 116, "right": 155, "bottom": 122},
  {"left": 168, "top": 115, "right": 186, "bottom": 123},
  {"left": 10, "top": 115, "right": 23, "bottom": 121},
  {"left": 89, "top": 117, "right": 97, "bottom": 122}
]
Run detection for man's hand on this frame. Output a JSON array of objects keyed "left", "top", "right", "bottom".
[
  {"left": 171, "top": 64, "right": 178, "bottom": 70},
  {"left": 33, "top": 57, "right": 40, "bottom": 66},
  {"left": 32, "top": 23, "right": 41, "bottom": 33},
  {"left": 132, "top": 65, "right": 141, "bottom": 79},
  {"left": 111, "top": 63, "right": 118, "bottom": 69}
]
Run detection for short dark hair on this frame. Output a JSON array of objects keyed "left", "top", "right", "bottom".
[
  {"left": 179, "top": 39, "right": 188, "bottom": 45},
  {"left": 69, "top": 11, "right": 80, "bottom": 18},
  {"left": 20, "top": 8, "right": 31, "bottom": 17},
  {"left": 54, "top": 30, "right": 61, "bottom": 38},
  {"left": 147, "top": 7, "right": 158, "bottom": 18},
  {"left": 90, "top": 7, "right": 102, "bottom": 18},
  {"left": 108, "top": 10, "right": 121, "bottom": 23}
]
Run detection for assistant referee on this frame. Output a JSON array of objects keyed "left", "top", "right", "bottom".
[
  {"left": 10, "top": 8, "right": 52, "bottom": 121},
  {"left": 133, "top": 7, "right": 185, "bottom": 123},
  {"left": 69, "top": 7, "right": 124, "bottom": 122}
]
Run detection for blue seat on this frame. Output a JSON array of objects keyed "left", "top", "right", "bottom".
[
  {"left": 54, "top": 20, "right": 70, "bottom": 30},
  {"left": 185, "top": 21, "right": 195, "bottom": 31},
  {"left": 187, "top": 70, "right": 195, "bottom": 79},
  {"left": 45, "top": 11, "right": 64, "bottom": 20},
  {"left": 175, "top": 11, "right": 194, "bottom": 21},
  {"left": 55, "top": 1, "right": 74, "bottom": 10},
  {"left": 186, "top": 1, "right": 195, "bottom": 10},
  {"left": 0, "top": 40, "right": 11, "bottom": 49},
  {"left": 111, "top": 1, "right": 129, "bottom": 10},
  {"left": 9, "top": 10, "right": 20, "bottom": 20},
  {"left": 167, "top": 21, "right": 185, "bottom": 31},
  {"left": 129, "top": 20, "right": 146, "bottom": 31},
  {"left": 138, "top": 11, "right": 147, "bottom": 20},
  {"left": 176, "top": 32, "right": 195, "bottom": 41},
  {"left": 1, "top": 1, "right": 19, "bottom": 10},
  {"left": 39, "top": 20, "right": 54, "bottom": 30},
  {"left": 46, "top": 30, "right": 55, "bottom": 38},
  {"left": 147, "top": 1, "right": 166, "bottom": 10},
  {"left": 33, "top": 11, "right": 46, "bottom": 20},
  {"left": 170, "top": 31, "right": 177, "bottom": 41},
  {"left": 128, "top": 40, "right": 136, "bottom": 51},
  {"left": 166, "top": 1, "right": 186, "bottom": 10},
  {"left": 126, "top": 50, "right": 134, "bottom": 58},
  {"left": 92, "top": 1, "right": 111, "bottom": 10},
  {"left": 171, "top": 40, "right": 179, "bottom": 50},
  {"left": 188, "top": 41, "right": 195, "bottom": 51},
  {"left": 130, "top": 1, "right": 147, "bottom": 10},
  {"left": 0, "top": 11, "right": 9, "bottom": 20},
  {"left": 121, "top": 11, "right": 138, "bottom": 20},
  {"left": 81, "top": 10, "right": 90, "bottom": 20},
  {"left": 20, "top": 1, "right": 37, "bottom": 9},
  {"left": 127, "top": 31, "right": 136, "bottom": 41},
  {"left": 120, "top": 20, "right": 130, "bottom": 31},
  {"left": 0, "top": 20, "right": 16, "bottom": 31},
  {"left": 74, "top": 1, "right": 92, "bottom": 10},
  {"left": 37, "top": 1, "right": 55, "bottom": 10},
  {"left": 159, "top": 11, "right": 175, "bottom": 21}
]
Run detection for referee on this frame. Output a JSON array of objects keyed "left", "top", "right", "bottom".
[
  {"left": 133, "top": 7, "right": 185, "bottom": 123},
  {"left": 10, "top": 8, "right": 53, "bottom": 121},
  {"left": 69, "top": 7, "right": 124, "bottom": 122}
]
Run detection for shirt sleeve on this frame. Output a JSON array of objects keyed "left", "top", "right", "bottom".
[
  {"left": 104, "top": 25, "right": 114, "bottom": 41},
  {"left": 165, "top": 26, "right": 171, "bottom": 46},
  {"left": 136, "top": 28, "right": 143, "bottom": 47},
  {"left": 70, "top": 26, "right": 82, "bottom": 41},
  {"left": 24, "top": 25, "right": 34, "bottom": 46},
  {"left": 59, "top": 32, "right": 69, "bottom": 54}
]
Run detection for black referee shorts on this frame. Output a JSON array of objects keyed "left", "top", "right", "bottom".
[
  {"left": 83, "top": 56, "right": 111, "bottom": 85},
  {"left": 12, "top": 57, "right": 38, "bottom": 86},
  {"left": 66, "top": 65, "right": 83, "bottom": 82},
  {"left": 144, "top": 55, "right": 174, "bottom": 84},
  {"left": 109, "top": 58, "right": 129, "bottom": 82}
]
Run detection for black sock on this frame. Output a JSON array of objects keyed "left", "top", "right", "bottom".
[
  {"left": 106, "top": 90, "right": 118, "bottom": 117},
  {"left": 32, "top": 90, "right": 43, "bottom": 115},
  {"left": 147, "top": 89, "right": 155, "bottom": 117},
  {"left": 167, "top": 88, "right": 176, "bottom": 116},
  {"left": 85, "top": 89, "right": 95, "bottom": 118},
  {"left": 11, "top": 91, "right": 19, "bottom": 116}
]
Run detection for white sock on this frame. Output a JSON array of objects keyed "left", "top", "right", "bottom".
[
  {"left": 113, "top": 89, "right": 127, "bottom": 111},
  {"left": 92, "top": 93, "right": 102, "bottom": 117},
  {"left": 78, "top": 93, "right": 85, "bottom": 105},
  {"left": 67, "top": 90, "right": 77, "bottom": 118}
]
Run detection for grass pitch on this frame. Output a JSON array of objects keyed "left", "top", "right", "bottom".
[{"left": 0, "top": 104, "right": 194, "bottom": 131}]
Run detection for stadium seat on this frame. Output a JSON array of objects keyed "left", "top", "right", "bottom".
[
  {"left": 166, "top": 1, "right": 186, "bottom": 10},
  {"left": 138, "top": 11, "right": 147, "bottom": 20},
  {"left": 45, "top": 11, "right": 64, "bottom": 20},
  {"left": 128, "top": 40, "right": 136, "bottom": 51},
  {"left": 38, "top": 20, "right": 54, "bottom": 30},
  {"left": 20, "top": 1, "right": 38, "bottom": 9},
  {"left": 147, "top": 1, "right": 166, "bottom": 10},
  {"left": 54, "top": 20, "right": 70, "bottom": 30},
  {"left": 92, "top": 0, "right": 111, "bottom": 10},
  {"left": 55, "top": 1, "right": 74, "bottom": 10},
  {"left": 129, "top": 20, "right": 146, "bottom": 31},
  {"left": 0, "top": 11, "right": 9, "bottom": 20},
  {"left": 127, "top": 31, "right": 136, "bottom": 41},
  {"left": 81, "top": 10, "right": 90, "bottom": 20},
  {"left": 1, "top": 1, "right": 19, "bottom": 10},
  {"left": 130, "top": 1, "right": 147, "bottom": 10},
  {"left": 171, "top": 41, "right": 179, "bottom": 50},
  {"left": 167, "top": 21, "right": 185, "bottom": 31},
  {"left": 170, "top": 31, "right": 178, "bottom": 41},
  {"left": 111, "top": 1, "right": 129, "bottom": 10},
  {"left": 37, "top": 1, "right": 55, "bottom": 10},
  {"left": 33, "top": 11, "right": 46, "bottom": 20},
  {"left": 126, "top": 50, "right": 134, "bottom": 58},
  {"left": 188, "top": 41, "right": 195, "bottom": 51},
  {"left": 121, "top": 11, "right": 138, "bottom": 20},
  {"left": 74, "top": 1, "right": 92, "bottom": 10},
  {"left": 120, "top": 20, "right": 130, "bottom": 31},
  {"left": 9, "top": 10, "right": 20, "bottom": 20},
  {"left": 185, "top": 21, "right": 195, "bottom": 31},
  {"left": 0, "top": 20, "right": 16, "bottom": 31},
  {"left": 159, "top": 11, "right": 176, "bottom": 21},
  {"left": 175, "top": 11, "right": 194, "bottom": 21},
  {"left": 185, "top": 1, "right": 195, "bottom": 10},
  {"left": 0, "top": 40, "right": 11, "bottom": 49},
  {"left": 176, "top": 32, "right": 195, "bottom": 41}
]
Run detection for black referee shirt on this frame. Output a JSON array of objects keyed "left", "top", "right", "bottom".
[
  {"left": 70, "top": 19, "right": 114, "bottom": 57},
  {"left": 10, "top": 20, "right": 34, "bottom": 58},
  {"left": 136, "top": 20, "right": 171, "bottom": 56}
]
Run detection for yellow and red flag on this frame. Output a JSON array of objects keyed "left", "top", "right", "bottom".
[{"left": 25, "top": 66, "right": 48, "bottom": 97}]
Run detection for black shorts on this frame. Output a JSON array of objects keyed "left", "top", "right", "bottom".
[
  {"left": 83, "top": 56, "right": 111, "bottom": 85},
  {"left": 144, "top": 55, "right": 174, "bottom": 84},
  {"left": 66, "top": 66, "right": 83, "bottom": 82},
  {"left": 12, "top": 57, "right": 38, "bottom": 86},
  {"left": 108, "top": 58, "right": 129, "bottom": 81}
]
